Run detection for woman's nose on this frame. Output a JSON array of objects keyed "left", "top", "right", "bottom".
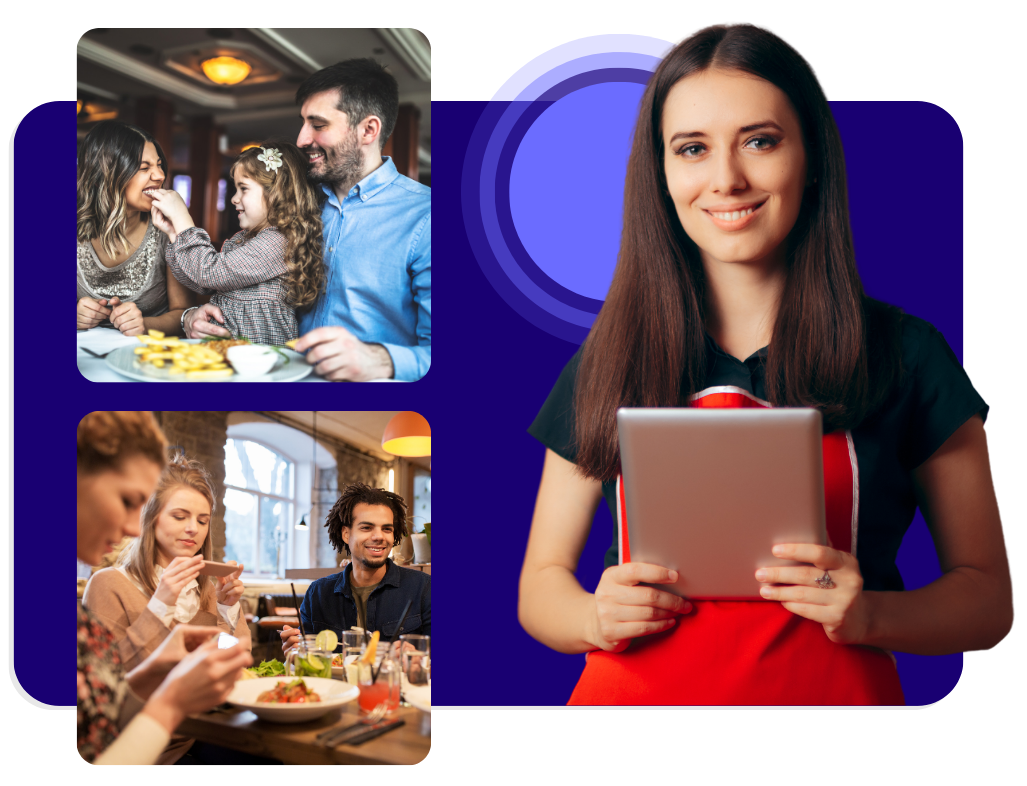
[
  {"left": 123, "top": 511, "right": 142, "bottom": 539},
  {"left": 710, "top": 151, "right": 747, "bottom": 194}
]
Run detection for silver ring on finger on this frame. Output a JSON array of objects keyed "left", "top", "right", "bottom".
[{"left": 814, "top": 570, "right": 835, "bottom": 589}]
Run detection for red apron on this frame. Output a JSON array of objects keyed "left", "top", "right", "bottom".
[{"left": 568, "top": 386, "right": 905, "bottom": 705}]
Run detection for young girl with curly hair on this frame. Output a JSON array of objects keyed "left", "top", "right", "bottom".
[{"left": 150, "top": 141, "right": 325, "bottom": 345}]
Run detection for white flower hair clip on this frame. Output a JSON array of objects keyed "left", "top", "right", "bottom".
[{"left": 257, "top": 147, "right": 283, "bottom": 173}]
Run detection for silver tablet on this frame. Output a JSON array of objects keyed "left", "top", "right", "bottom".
[{"left": 617, "top": 407, "right": 826, "bottom": 599}]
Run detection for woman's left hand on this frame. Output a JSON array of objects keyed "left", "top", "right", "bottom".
[
  {"left": 108, "top": 298, "right": 145, "bottom": 336},
  {"left": 755, "top": 544, "right": 870, "bottom": 645},
  {"left": 215, "top": 561, "right": 245, "bottom": 606}
]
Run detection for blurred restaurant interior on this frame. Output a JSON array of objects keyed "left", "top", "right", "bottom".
[
  {"left": 77, "top": 409, "right": 432, "bottom": 605},
  {"left": 77, "top": 28, "right": 431, "bottom": 246}
]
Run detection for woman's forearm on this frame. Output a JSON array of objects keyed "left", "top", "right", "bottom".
[
  {"left": 518, "top": 563, "right": 601, "bottom": 654},
  {"left": 143, "top": 310, "right": 186, "bottom": 337},
  {"left": 860, "top": 566, "right": 1012, "bottom": 655}
]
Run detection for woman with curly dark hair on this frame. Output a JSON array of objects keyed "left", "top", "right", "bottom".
[{"left": 150, "top": 140, "right": 325, "bottom": 345}]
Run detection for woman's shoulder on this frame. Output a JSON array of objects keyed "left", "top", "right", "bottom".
[
  {"left": 82, "top": 567, "right": 143, "bottom": 605},
  {"left": 864, "top": 298, "right": 943, "bottom": 369}
]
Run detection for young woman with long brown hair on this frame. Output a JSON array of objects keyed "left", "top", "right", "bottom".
[
  {"left": 77, "top": 413, "right": 252, "bottom": 764},
  {"left": 519, "top": 24, "right": 1012, "bottom": 705},
  {"left": 76, "top": 121, "right": 195, "bottom": 336},
  {"left": 83, "top": 456, "right": 251, "bottom": 763}
]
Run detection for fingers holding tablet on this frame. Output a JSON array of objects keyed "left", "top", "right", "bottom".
[{"left": 592, "top": 562, "right": 694, "bottom": 652}]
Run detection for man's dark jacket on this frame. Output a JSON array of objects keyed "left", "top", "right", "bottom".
[{"left": 299, "top": 558, "right": 430, "bottom": 638}]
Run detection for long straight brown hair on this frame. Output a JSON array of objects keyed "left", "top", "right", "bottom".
[
  {"left": 574, "top": 24, "right": 902, "bottom": 482},
  {"left": 120, "top": 457, "right": 218, "bottom": 612}
]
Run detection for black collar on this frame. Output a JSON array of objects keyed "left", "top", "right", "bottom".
[{"left": 334, "top": 558, "right": 402, "bottom": 597}]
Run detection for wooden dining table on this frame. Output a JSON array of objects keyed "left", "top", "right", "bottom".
[{"left": 178, "top": 700, "right": 430, "bottom": 765}]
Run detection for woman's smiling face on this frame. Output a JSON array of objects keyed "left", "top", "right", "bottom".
[
  {"left": 124, "top": 141, "right": 165, "bottom": 213},
  {"left": 661, "top": 69, "right": 808, "bottom": 269}
]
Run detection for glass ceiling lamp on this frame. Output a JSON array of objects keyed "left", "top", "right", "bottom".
[
  {"left": 382, "top": 411, "right": 431, "bottom": 457},
  {"left": 201, "top": 56, "right": 251, "bottom": 86}
]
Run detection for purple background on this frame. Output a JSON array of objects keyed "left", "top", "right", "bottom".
[
  {"left": 453, "top": 96, "right": 963, "bottom": 706},
  {"left": 15, "top": 102, "right": 451, "bottom": 707},
  {"left": 16, "top": 96, "right": 961, "bottom": 708}
]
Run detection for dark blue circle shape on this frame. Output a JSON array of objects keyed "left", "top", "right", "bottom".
[{"left": 495, "top": 68, "right": 651, "bottom": 315}]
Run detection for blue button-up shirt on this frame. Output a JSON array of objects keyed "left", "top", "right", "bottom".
[{"left": 299, "top": 157, "right": 431, "bottom": 381}]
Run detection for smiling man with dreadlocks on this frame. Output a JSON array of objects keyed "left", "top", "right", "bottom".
[{"left": 279, "top": 482, "right": 430, "bottom": 654}]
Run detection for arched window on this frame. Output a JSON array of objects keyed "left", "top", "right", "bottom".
[{"left": 223, "top": 438, "right": 295, "bottom": 576}]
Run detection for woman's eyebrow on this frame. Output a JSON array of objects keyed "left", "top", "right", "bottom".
[
  {"left": 668, "top": 120, "right": 785, "bottom": 145},
  {"left": 170, "top": 507, "right": 208, "bottom": 517}
]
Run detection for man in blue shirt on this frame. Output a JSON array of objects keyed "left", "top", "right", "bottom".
[
  {"left": 185, "top": 59, "right": 430, "bottom": 381},
  {"left": 279, "top": 483, "right": 431, "bottom": 652},
  {"left": 292, "top": 59, "right": 430, "bottom": 381}
]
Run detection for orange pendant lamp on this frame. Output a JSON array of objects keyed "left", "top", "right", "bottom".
[{"left": 382, "top": 411, "right": 431, "bottom": 457}]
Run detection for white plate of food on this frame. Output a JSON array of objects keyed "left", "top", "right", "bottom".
[
  {"left": 226, "top": 677, "right": 359, "bottom": 723},
  {"left": 104, "top": 337, "right": 312, "bottom": 382},
  {"left": 403, "top": 684, "right": 431, "bottom": 713}
]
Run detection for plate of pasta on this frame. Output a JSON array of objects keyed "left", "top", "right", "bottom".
[{"left": 226, "top": 677, "right": 359, "bottom": 723}]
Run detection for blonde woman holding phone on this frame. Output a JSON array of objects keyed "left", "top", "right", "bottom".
[
  {"left": 84, "top": 457, "right": 251, "bottom": 764},
  {"left": 77, "top": 412, "right": 252, "bottom": 764}
]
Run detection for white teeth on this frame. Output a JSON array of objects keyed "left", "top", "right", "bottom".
[{"left": 711, "top": 207, "right": 754, "bottom": 220}]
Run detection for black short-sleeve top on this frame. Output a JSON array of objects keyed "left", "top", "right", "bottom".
[{"left": 528, "top": 312, "right": 988, "bottom": 592}]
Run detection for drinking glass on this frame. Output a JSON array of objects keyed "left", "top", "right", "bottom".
[
  {"left": 398, "top": 634, "right": 430, "bottom": 686},
  {"left": 339, "top": 630, "right": 364, "bottom": 683},
  {"left": 358, "top": 656, "right": 400, "bottom": 717},
  {"left": 284, "top": 635, "right": 332, "bottom": 678}
]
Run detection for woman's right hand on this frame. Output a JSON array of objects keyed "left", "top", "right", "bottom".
[
  {"left": 125, "top": 624, "right": 220, "bottom": 700},
  {"left": 590, "top": 562, "right": 692, "bottom": 652},
  {"left": 77, "top": 296, "right": 112, "bottom": 329},
  {"left": 153, "top": 555, "right": 205, "bottom": 607},
  {"left": 142, "top": 637, "right": 252, "bottom": 732},
  {"left": 279, "top": 625, "right": 302, "bottom": 655}
]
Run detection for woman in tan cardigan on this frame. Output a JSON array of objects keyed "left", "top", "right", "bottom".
[
  {"left": 78, "top": 412, "right": 252, "bottom": 766},
  {"left": 84, "top": 456, "right": 252, "bottom": 764}
]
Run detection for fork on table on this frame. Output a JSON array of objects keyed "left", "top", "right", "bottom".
[
  {"left": 316, "top": 703, "right": 391, "bottom": 747},
  {"left": 80, "top": 347, "right": 116, "bottom": 359}
]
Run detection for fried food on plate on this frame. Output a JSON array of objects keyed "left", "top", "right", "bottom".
[{"left": 133, "top": 330, "right": 234, "bottom": 378}]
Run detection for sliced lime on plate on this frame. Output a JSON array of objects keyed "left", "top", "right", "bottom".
[{"left": 315, "top": 629, "right": 338, "bottom": 652}]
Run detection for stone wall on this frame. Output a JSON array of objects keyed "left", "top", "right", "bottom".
[{"left": 155, "top": 411, "right": 230, "bottom": 562}]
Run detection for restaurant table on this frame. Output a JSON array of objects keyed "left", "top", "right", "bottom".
[
  {"left": 178, "top": 701, "right": 430, "bottom": 765},
  {"left": 76, "top": 328, "right": 397, "bottom": 382}
]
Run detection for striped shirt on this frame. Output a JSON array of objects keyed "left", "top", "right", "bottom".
[{"left": 165, "top": 226, "right": 297, "bottom": 345}]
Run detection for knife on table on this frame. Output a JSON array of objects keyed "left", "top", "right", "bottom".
[{"left": 321, "top": 718, "right": 405, "bottom": 747}]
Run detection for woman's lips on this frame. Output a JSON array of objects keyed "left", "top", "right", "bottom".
[
  {"left": 179, "top": 539, "right": 196, "bottom": 547},
  {"left": 703, "top": 200, "right": 767, "bottom": 230}
]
